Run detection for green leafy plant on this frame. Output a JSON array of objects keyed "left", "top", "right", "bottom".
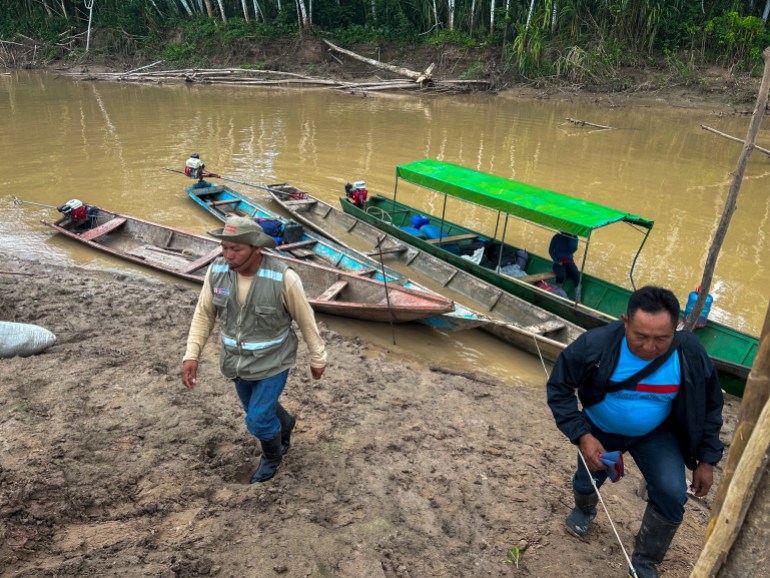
[
  {"left": 459, "top": 61, "right": 485, "bottom": 80},
  {"left": 501, "top": 545, "right": 520, "bottom": 568}
]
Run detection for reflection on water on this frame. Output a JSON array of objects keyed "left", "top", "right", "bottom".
[{"left": 1, "top": 71, "right": 769, "bottom": 377}]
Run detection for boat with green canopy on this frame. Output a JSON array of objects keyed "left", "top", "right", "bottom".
[{"left": 339, "top": 158, "right": 758, "bottom": 397}]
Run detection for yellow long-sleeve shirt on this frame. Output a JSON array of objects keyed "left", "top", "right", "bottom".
[{"left": 183, "top": 266, "right": 327, "bottom": 369}]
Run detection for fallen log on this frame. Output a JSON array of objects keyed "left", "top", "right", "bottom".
[
  {"left": 563, "top": 117, "right": 614, "bottom": 129},
  {"left": 701, "top": 124, "right": 770, "bottom": 157},
  {"left": 322, "top": 39, "right": 434, "bottom": 83}
]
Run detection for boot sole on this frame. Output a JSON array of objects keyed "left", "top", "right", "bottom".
[{"left": 564, "top": 523, "right": 591, "bottom": 541}]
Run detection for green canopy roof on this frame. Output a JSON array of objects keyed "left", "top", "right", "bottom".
[{"left": 395, "top": 159, "right": 654, "bottom": 238}]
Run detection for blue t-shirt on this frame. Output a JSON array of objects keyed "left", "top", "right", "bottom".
[{"left": 585, "top": 338, "right": 680, "bottom": 436}]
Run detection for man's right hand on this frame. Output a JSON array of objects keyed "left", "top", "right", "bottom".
[
  {"left": 182, "top": 359, "right": 199, "bottom": 389},
  {"left": 578, "top": 433, "right": 607, "bottom": 471}
]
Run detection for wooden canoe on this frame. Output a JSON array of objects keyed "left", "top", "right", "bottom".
[
  {"left": 185, "top": 182, "right": 485, "bottom": 331},
  {"left": 269, "top": 188, "right": 587, "bottom": 365},
  {"left": 41, "top": 208, "right": 454, "bottom": 324}
]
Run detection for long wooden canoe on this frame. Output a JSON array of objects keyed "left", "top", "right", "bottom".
[
  {"left": 185, "top": 181, "right": 485, "bottom": 331},
  {"left": 41, "top": 208, "right": 454, "bottom": 324},
  {"left": 268, "top": 187, "right": 587, "bottom": 365},
  {"left": 337, "top": 159, "right": 758, "bottom": 397}
]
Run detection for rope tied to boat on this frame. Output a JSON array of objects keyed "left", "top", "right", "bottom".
[
  {"left": 532, "top": 335, "right": 550, "bottom": 379},
  {"left": 373, "top": 235, "right": 397, "bottom": 345}
]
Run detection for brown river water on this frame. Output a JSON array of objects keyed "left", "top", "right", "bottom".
[{"left": 2, "top": 70, "right": 769, "bottom": 385}]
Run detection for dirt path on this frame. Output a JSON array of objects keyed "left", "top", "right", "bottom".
[{"left": 0, "top": 255, "right": 738, "bottom": 577}]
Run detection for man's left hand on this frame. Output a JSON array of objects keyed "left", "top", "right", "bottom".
[{"left": 691, "top": 462, "right": 715, "bottom": 497}]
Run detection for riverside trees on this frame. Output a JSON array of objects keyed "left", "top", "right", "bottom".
[{"left": 3, "top": 1, "right": 770, "bottom": 79}]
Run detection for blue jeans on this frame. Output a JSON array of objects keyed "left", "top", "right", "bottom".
[
  {"left": 234, "top": 369, "right": 289, "bottom": 441},
  {"left": 572, "top": 416, "right": 687, "bottom": 523}
]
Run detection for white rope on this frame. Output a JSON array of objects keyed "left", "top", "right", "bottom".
[
  {"left": 532, "top": 335, "right": 550, "bottom": 379},
  {"left": 577, "top": 450, "right": 638, "bottom": 577}
]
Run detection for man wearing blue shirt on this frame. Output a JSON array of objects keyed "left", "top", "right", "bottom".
[{"left": 547, "top": 286, "right": 723, "bottom": 578}]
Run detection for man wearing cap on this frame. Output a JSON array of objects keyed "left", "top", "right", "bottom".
[
  {"left": 182, "top": 215, "right": 326, "bottom": 484},
  {"left": 546, "top": 285, "right": 723, "bottom": 578}
]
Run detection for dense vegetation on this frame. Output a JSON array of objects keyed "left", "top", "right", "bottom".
[{"left": 3, "top": 1, "right": 770, "bottom": 85}]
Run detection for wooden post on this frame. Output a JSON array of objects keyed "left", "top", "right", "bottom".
[
  {"left": 689, "top": 303, "right": 770, "bottom": 576},
  {"left": 682, "top": 46, "right": 770, "bottom": 332},
  {"left": 706, "top": 304, "right": 770, "bottom": 543}
]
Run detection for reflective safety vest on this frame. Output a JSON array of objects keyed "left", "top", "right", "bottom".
[{"left": 209, "top": 255, "right": 298, "bottom": 380}]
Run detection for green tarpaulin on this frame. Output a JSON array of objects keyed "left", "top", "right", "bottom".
[{"left": 395, "top": 159, "right": 654, "bottom": 238}]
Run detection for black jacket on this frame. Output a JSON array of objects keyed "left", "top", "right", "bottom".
[{"left": 546, "top": 320, "right": 724, "bottom": 470}]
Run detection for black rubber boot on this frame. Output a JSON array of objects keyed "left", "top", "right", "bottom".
[
  {"left": 565, "top": 489, "right": 598, "bottom": 538},
  {"left": 250, "top": 433, "right": 283, "bottom": 484},
  {"left": 276, "top": 402, "right": 297, "bottom": 457},
  {"left": 629, "top": 505, "right": 680, "bottom": 578}
]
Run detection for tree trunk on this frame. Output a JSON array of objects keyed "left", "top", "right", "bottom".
[
  {"left": 204, "top": 0, "right": 214, "bottom": 18},
  {"left": 85, "top": 0, "right": 95, "bottom": 53},
  {"left": 241, "top": 0, "right": 250, "bottom": 21},
  {"left": 252, "top": 0, "right": 263, "bottom": 21},
  {"left": 525, "top": 0, "right": 536, "bottom": 31},
  {"left": 448, "top": 0, "right": 455, "bottom": 31},
  {"left": 179, "top": 0, "right": 194, "bottom": 17},
  {"left": 682, "top": 46, "right": 770, "bottom": 332},
  {"left": 216, "top": 0, "right": 226, "bottom": 22},
  {"left": 323, "top": 40, "right": 434, "bottom": 82},
  {"left": 489, "top": 0, "right": 496, "bottom": 35}
]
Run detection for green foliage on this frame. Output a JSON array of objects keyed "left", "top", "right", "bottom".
[
  {"left": 506, "top": 25, "right": 546, "bottom": 76},
  {"left": 1, "top": 0, "right": 768, "bottom": 81},
  {"left": 704, "top": 11, "right": 770, "bottom": 71},
  {"left": 425, "top": 29, "right": 478, "bottom": 49},
  {"left": 501, "top": 546, "right": 521, "bottom": 568},
  {"left": 329, "top": 22, "right": 415, "bottom": 47},
  {"left": 553, "top": 40, "right": 625, "bottom": 88},
  {"left": 663, "top": 49, "right": 701, "bottom": 86},
  {"left": 459, "top": 61, "right": 485, "bottom": 80}
]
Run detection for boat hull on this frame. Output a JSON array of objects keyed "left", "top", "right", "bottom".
[
  {"left": 41, "top": 208, "right": 453, "bottom": 324},
  {"left": 186, "top": 182, "right": 485, "bottom": 331},
  {"left": 339, "top": 195, "right": 755, "bottom": 397},
  {"left": 269, "top": 188, "right": 587, "bottom": 365}
]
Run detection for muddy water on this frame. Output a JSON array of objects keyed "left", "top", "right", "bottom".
[{"left": 2, "top": 71, "right": 769, "bottom": 383}]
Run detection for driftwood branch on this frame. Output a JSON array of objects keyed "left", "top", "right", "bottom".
[
  {"left": 62, "top": 46, "right": 490, "bottom": 94},
  {"left": 701, "top": 124, "right": 770, "bottom": 157},
  {"left": 563, "top": 117, "right": 614, "bottom": 130},
  {"left": 322, "top": 39, "right": 433, "bottom": 83}
]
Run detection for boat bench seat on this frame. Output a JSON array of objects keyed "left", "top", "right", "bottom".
[
  {"left": 367, "top": 245, "right": 407, "bottom": 256},
  {"left": 523, "top": 320, "right": 566, "bottom": 335},
  {"left": 426, "top": 233, "right": 478, "bottom": 245},
  {"left": 288, "top": 248, "right": 316, "bottom": 259},
  {"left": 316, "top": 280, "right": 348, "bottom": 302},
  {"left": 80, "top": 218, "right": 127, "bottom": 241},
  {"left": 279, "top": 240, "right": 316, "bottom": 251},
  {"left": 518, "top": 271, "right": 556, "bottom": 283},
  {"left": 180, "top": 246, "right": 222, "bottom": 274},
  {"left": 284, "top": 199, "right": 317, "bottom": 207}
]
